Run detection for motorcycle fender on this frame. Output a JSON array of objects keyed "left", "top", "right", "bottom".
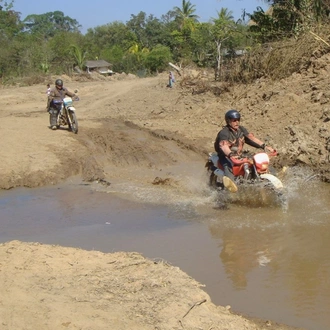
[
  {"left": 67, "top": 106, "right": 76, "bottom": 112},
  {"left": 260, "top": 173, "right": 283, "bottom": 189}
]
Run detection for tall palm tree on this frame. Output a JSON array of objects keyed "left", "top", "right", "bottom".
[
  {"left": 174, "top": 0, "right": 199, "bottom": 30},
  {"left": 212, "top": 8, "right": 234, "bottom": 24}
]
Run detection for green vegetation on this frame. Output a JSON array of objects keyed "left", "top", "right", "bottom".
[{"left": 1, "top": 0, "right": 330, "bottom": 84}]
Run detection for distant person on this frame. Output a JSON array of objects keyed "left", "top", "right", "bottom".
[
  {"left": 46, "top": 84, "right": 51, "bottom": 95},
  {"left": 46, "top": 79, "right": 77, "bottom": 130},
  {"left": 167, "top": 71, "right": 175, "bottom": 88}
]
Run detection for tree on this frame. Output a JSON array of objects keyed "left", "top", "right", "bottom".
[
  {"left": 85, "top": 22, "right": 137, "bottom": 56},
  {"left": 249, "top": 1, "right": 330, "bottom": 41},
  {"left": 190, "top": 22, "right": 214, "bottom": 67},
  {"left": 47, "top": 31, "right": 83, "bottom": 74},
  {"left": 213, "top": 8, "right": 234, "bottom": 23},
  {"left": 174, "top": 0, "right": 199, "bottom": 31},
  {"left": 0, "top": 0, "right": 13, "bottom": 10},
  {"left": 144, "top": 15, "right": 168, "bottom": 48},
  {"left": 126, "top": 11, "right": 148, "bottom": 48},
  {"left": 100, "top": 45, "right": 125, "bottom": 73},
  {"left": 159, "top": 10, "right": 182, "bottom": 60},
  {"left": 264, "top": 0, "right": 330, "bottom": 19},
  {"left": 0, "top": 1, "right": 22, "bottom": 38},
  {"left": 23, "top": 11, "right": 81, "bottom": 39},
  {"left": 69, "top": 44, "right": 87, "bottom": 70},
  {"left": 84, "top": 22, "right": 138, "bottom": 73},
  {"left": 211, "top": 8, "right": 236, "bottom": 80},
  {"left": 171, "top": 1, "right": 200, "bottom": 61},
  {"left": 144, "top": 44, "right": 172, "bottom": 73},
  {"left": 127, "top": 43, "right": 149, "bottom": 72},
  {"left": 126, "top": 11, "right": 167, "bottom": 49}
]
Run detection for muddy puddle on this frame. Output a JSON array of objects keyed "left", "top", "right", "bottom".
[{"left": 0, "top": 168, "right": 329, "bottom": 330}]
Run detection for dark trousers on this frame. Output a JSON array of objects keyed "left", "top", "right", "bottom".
[
  {"left": 49, "top": 107, "right": 59, "bottom": 126},
  {"left": 219, "top": 156, "right": 235, "bottom": 180}
]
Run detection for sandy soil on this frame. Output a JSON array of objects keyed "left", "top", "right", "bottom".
[{"left": 1, "top": 55, "right": 329, "bottom": 329}]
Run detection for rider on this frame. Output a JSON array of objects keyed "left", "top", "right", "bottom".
[
  {"left": 212, "top": 109, "right": 275, "bottom": 191},
  {"left": 47, "top": 79, "right": 77, "bottom": 130}
]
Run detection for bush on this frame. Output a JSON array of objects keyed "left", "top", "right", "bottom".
[{"left": 144, "top": 45, "right": 172, "bottom": 73}]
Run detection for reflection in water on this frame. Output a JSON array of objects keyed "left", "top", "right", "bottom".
[
  {"left": 218, "top": 227, "right": 272, "bottom": 290},
  {"left": 0, "top": 166, "right": 329, "bottom": 330},
  {"left": 206, "top": 169, "right": 330, "bottom": 330}
]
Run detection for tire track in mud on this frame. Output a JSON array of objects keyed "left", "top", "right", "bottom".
[{"left": 72, "top": 119, "right": 207, "bottom": 187}]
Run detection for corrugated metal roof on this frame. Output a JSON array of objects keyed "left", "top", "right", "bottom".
[{"left": 85, "top": 60, "right": 111, "bottom": 68}]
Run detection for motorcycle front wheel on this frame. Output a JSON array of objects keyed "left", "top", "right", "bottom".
[{"left": 68, "top": 111, "right": 78, "bottom": 134}]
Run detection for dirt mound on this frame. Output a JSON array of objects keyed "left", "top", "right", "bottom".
[{"left": 0, "top": 240, "right": 301, "bottom": 330}]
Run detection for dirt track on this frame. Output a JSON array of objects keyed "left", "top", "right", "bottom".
[
  {"left": 0, "top": 74, "right": 209, "bottom": 189},
  {"left": 1, "top": 60, "right": 329, "bottom": 190},
  {"left": 1, "top": 63, "right": 328, "bottom": 329}
]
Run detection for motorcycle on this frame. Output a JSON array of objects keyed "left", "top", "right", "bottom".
[
  {"left": 206, "top": 150, "right": 284, "bottom": 193},
  {"left": 52, "top": 97, "right": 79, "bottom": 134}
]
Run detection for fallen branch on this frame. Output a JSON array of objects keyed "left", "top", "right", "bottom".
[{"left": 169, "top": 62, "right": 182, "bottom": 76}]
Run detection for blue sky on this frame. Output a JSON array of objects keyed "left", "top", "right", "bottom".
[{"left": 13, "top": 0, "right": 268, "bottom": 33}]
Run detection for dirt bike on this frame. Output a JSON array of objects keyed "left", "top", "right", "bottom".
[
  {"left": 206, "top": 150, "right": 283, "bottom": 193},
  {"left": 52, "top": 97, "right": 79, "bottom": 134}
]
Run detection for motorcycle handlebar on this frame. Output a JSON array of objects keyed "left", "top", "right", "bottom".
[
  {"left": 52, "top": 96, "right": 79, "bottom": 104},
  {"left": 229, "top": 150, "right": 278, "bottom": 164}
]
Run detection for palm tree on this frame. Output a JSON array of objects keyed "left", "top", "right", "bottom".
[
  {"left": 212, "top": 8, "right": 234, "bottom": 24},
  {"left": 174, "top": 0, "right": 199, "bottom": 30},
  {"left": 69, "top": 44, "right": 87, "bottom": 70}
]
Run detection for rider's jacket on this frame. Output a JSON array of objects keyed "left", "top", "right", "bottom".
[
  {"left": 215, "top": 125, "right": 248, "bottom": 158},
  {"left": 215, "top": 125, "right": 264, "bottom": 159},
  {"left": 47, "top": 87, "right": 75, "bottom": 109}
]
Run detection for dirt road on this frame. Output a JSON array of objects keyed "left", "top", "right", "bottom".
[{"left": 1, "top": 62, "right": 329, "bottom": 190}]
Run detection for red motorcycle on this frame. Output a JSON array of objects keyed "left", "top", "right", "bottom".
[{"left": 206, "top": 151, "right": 283, "bottom": 193}]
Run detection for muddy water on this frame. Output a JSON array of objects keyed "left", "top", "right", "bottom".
[{"left": 0, "top": 168, "right": 329, "bottom": 330}]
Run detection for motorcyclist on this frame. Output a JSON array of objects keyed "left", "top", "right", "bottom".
[
  {"left": 47, "top": 79, "right": 77, "bottom": 130},
  {"left": 212, "top": 109, "right": 275, "bottom": 191}
]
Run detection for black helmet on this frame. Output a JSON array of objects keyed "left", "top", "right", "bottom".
[
  {"left": 225, "top": 109, "right": 240, "bottom": 124},
  {"left": 55, "top": 79, "right": 63, "bottom": 87}
]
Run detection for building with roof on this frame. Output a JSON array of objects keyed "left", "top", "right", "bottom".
[{"left": 85, "top": 60, "right": 113, "bottom": 75}]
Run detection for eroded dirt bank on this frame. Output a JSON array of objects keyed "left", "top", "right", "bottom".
[
  {"left": 1, "top": 58, "right": 328, "bottom": 329},
  {"left": 2, "top": 240, "right": 293, "bottom": 330}
]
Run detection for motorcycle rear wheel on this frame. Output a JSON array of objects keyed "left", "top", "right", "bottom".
[{"left": 68, "top": 111, "right": 78, "bottom": 134}]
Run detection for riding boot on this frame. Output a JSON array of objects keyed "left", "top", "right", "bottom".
[
  {"left": 223, "top": 165, "right": 238, "bottom": 193},
  {"left": 223, "top": 176, "right": 238, "bottom": 193},
  {"left": 223, "top": 165, "right": 235, "bottom": 181}
]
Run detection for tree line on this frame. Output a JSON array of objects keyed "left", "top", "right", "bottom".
[{"left": 1, "top": 0, "right": 330, "bottom": 84}]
